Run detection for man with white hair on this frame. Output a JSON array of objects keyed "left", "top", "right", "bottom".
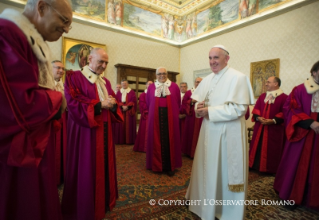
[
  {"left": 0, "top": 0, "right": 72, "bottom": 219},
  {"left": 62, "top": 48, "right": 123, "bottom": 219},
  {"left": 146, "top": 67, "right": 182, "bottom": 176},
  {"left": 186, "top": 45, "right": 254, "bottom": 219}
]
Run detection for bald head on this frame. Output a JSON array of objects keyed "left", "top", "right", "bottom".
[
  {"left": 194, "top": 77, "right": 202, "bottom": 88},
  {"left": 88, "top": 48, "right": 109, "bottom": 75},
  {"left": 265, "top": 76, "right": 280, "bottom": 91},
  {"left": 23, "top": 0, "right": 73, "bottom": 42},
  {"left": 115, "top": 84, "right": 121, "bottom": 92}
]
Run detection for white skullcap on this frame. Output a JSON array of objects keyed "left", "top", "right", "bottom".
[{"left": 212, "top": 44, "right": 229, "bottom": 55}]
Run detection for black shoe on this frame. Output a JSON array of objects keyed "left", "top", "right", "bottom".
[
  {"left": 167, "top": 171, "right": 175, "bottom": 176},
  {"left": 284, "top": 203, "right": 297, "bottom": 211}
]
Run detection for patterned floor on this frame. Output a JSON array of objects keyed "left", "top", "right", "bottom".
[{"left": 60, "top": 145, "right": 319, "bottom": 219}]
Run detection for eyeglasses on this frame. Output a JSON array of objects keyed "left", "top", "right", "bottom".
[
  {"left": 195, "top": 81, "right": 201, "bottom": 83},
  {"left": 156, "top": 72, "right": 167, "bottom": 76},
  {"left": 53, "top": 66, "right": 65, "bottom": 71},
  {"left": 45, "top": 2, "right": 72, "bottom": 30}
]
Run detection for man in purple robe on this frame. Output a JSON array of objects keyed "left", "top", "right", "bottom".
[
  {"left": 114, "top": 79, "right": 137, "bottom": 144},
  {"left": 134, "top": 81, "right": 153, "bottom": 152},
  {"left": 274, "top": 61, "right": 319, "bottom": 210},
  {"left": 52, "top": 60, "right": 68, "bottom": 186},
  {"left": 249, "top": 76, "right": 287, "bottom": 173},
  {"left": 181, "top": 77, "right": 203, "bottom": 158},
  {"left": 146, "top": 67, "right": 182, "bottom": 176},
  {"left": 0, "top": 1, "right": 72, "bottom": 219},
  {"left": 62, "top": 48, "right": 124, "bottom": 220},
  {"left": 179, "top": 82, "right": 188, "bottom": 140}
]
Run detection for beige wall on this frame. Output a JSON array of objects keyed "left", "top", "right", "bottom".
[
  {"left": 0, "top": 2, "right": 180, "bottom": 89},
  {"left": 180, "top": 1, "right": 319, "bottom": 96}
]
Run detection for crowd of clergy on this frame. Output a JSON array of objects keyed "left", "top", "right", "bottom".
[{"left": 0, "top": 0, "right": 319, "bottom": 219}]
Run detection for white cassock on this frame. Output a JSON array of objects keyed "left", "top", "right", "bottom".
[{"left": 185, "top": 65, "right": 255, "bottom": 220}]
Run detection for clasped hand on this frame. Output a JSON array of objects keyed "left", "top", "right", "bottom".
[
  {"left": 195, "top": 101, "right": 208, "bottom": 117},
  {"left": 258, "top": 117, "right": 274, "bottom": 125},
  {"left": 101, "top": 95, "right": 116, "bottom": 109}
]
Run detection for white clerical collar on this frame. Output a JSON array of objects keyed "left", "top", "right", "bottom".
[
  {"left": 305, "top": 76, "right": 319, "bottom": 94},
  {"left": 154, "top": 79, "right": 171, "bottom": 97},
  {"left": 264, "top": 88, "right": 283, "bottom": 104},
  {"left": 120, "top": 87, "right": 131, "bottom": 94},
  {"left": 145, "top": 89, "right": 147, "bottom": 93},
  {"left": 155, "top": 79, "right": 172, "bottom": 88},
  {"left": 82, "top": 65, "right": 105, "bottom": 84}
]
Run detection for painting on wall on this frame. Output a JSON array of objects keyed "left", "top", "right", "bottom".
[
  {"left": 72, "top": 0, "right": 106, "bottom": 20},
  {"left": 259, "top": 0, "right": 285, "bottom": 11},
  {"left": 197, "top": 0, "right": 238, "bottom": 35},
  {"left": 250, "top": 58, "right": 280, "bottom": 98},
  {"left": 62, "top": 37, "right": 106, "bottom": 72},
  {"left": 123, "top": 3, "right": 162, "bottom": 36},
  {"left": 107, "top": 0, "right": 123, "bottom": 25},
  {"left": 239, "top": 0, "right": 257, "bottom": 19}
]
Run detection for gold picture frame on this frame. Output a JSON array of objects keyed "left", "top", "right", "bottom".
[
  {"left": 62, "top": 37, "right": 106, "bottom": 72},
  {"left": 250, "top": 58, "right": 280, "bottom": 98}
]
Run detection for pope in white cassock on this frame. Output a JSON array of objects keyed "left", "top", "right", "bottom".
[{"left": 185, "top": 45, "right": 255, "bottom": 220}]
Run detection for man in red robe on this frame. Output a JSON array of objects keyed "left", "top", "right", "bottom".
[
  {"left": 249, "top": 76, "right": 287, "bottom": 173},
  {"left": 179, "top": 82, "right": 188, "bottom": 140},
  {"left": 146, "top": 67, "right": 182, "bottom": 176},
  {"left": 0, "top": 1, "right": 72, "bottom": 219},
  {"left": 274, "top": 61, "right": 319, "bottom": 210},
  {"left": 61, "top": 48, "right": 123, "bottom": 220},
  {"left": 114, "top": 79, "right": 137, "bottom": 144},
  {"left": 52, "top": 60, "right": 68, "bottom": 186},
  {"left": 133, "top": 81, "right": 153, "bottom": 152},
  {"left": 181, "top": 77, "right": 203, "bottom": 158}
]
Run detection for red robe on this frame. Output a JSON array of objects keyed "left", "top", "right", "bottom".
[
  {"left": 274, "top": 83, "right": 319, "bottom": 210},
  {"left": 249, "top": 92, "right": 287, "bottom": 173},
  {"left": 133, "top": 92, "right": 148, "bottom": 152},
  {"left": 114, "top": 89, "right": 137, "bottom": 144},
  {"left": 0, "top": 18, "right": 62, "bottom": 220},
  {"left": 181, "top": 90, "right": 203, "bottom": 158},
  {"left": 62, "top": 70, "right": 123, "bottom": 220},
  {"left": 55, "top": 111, "right": 68, "bottom": 185}
]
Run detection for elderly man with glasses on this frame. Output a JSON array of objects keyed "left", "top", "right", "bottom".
[
  {"left": 0, "top": 0, "right": 72, "bottom": 219},
  {"left": 145, "top": 67, "right": 182, "bottom": 176}
]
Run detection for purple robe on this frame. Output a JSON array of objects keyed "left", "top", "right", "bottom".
[
  {"left": 62, "top": 70, "right": 123, "bottom": 220},
  {"left": 0, "top": 19, "right": 62, "bottom": 220},
  {"left": 133, "top": 92, "right": 148, "bottom": 152},
  {"left": 146, "top": 82, "right": 182, "bottom": 171},
  {"left": 114, "top": 89, "right": 137, "bottom": 144},
  {"left": 249, "top": 92, "right": 287, "bottom": 173},
  {"left": 274, "top": 83, "right": 319, "bottom": 209},
  {"left": 181, "top": 90, "right": 203, "bottom": 158}
]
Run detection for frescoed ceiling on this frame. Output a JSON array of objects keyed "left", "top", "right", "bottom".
[{"left": 130, "top": 0, "right": 216, "bottom": 15}]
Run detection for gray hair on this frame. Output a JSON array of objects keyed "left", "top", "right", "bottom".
[
  {"left": 156, "top": 67, "right": 168, "bottom": 75},
  {"left": 180, "top": 82, "right": 187, "bottom": 86},
  {"left": 90, "top": 47, "right": 104, "bottom": 55},
  {"left": 51, "top": 60, "right": 62, "bottom": 64}
]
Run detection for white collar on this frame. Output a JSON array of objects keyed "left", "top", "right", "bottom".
[
  {"left": 213, "top": 65, "right": 229, "bottom": 77},
  {"left": 81, "top": 65, "right": 106, "bottom": 84},
  {"left": 155, "top": 79, "right": 172, "bottom": 88},
  {"left": 305, "top": 77, "right": 319, "bottom": 94},
  {"left": 264, "top": 88, "right": 283, "bottom": 104},
  {"left": 120, "top": 87, "right": 132, "bottom": 94},
  {"left": 145, "top": 89, "right": 147, "bottom": 93}
]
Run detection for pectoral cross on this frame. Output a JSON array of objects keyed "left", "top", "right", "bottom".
[{"left": 204, "top": 90, "right": 211, "bottom": 107}]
